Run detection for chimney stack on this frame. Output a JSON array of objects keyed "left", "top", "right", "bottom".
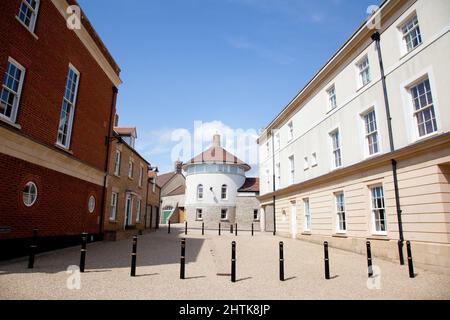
[
  {"left": 213, "top": 134, "right": 221, "bottom": 147},
  {"left": 175, "top": 160, "right": 183, "bottom": 174},
  {"left": 114, "top": 114, "right": 119, "bottom": 127}
]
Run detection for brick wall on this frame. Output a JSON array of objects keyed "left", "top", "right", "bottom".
[
  {"left": 0, "top": 153, "right": 103, "bottom": 240},
  {"left": 103, "top": 139, "right": 150, "bottom": 239},
  {"left": 0, "top": 0, "right": 117, "bottom": 171}
]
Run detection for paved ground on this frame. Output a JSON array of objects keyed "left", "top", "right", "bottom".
[{"left": 1, "top": 225, "right": 449, "bottom": 300}]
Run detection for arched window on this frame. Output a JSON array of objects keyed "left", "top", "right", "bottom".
[
  {"left": 221, "top": 184, "right": 228, "bottom": 200},
  {"left": 197, "top": 184, "right": 204, "bottom": 200},
  {"left": 23, "top": 182, "right": 37, "bottom": 207}
]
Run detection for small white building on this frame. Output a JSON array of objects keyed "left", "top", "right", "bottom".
[{"left": 183, "top": 135, "right": 260, "bottom": 230}]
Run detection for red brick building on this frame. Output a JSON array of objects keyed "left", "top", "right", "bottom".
[{"left": 0, "top": 0, "right": 122, "bottom": 258}]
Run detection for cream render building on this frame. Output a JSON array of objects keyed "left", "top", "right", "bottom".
[{"left": 258, "top": 0, "right": 450, "bottom": 274}]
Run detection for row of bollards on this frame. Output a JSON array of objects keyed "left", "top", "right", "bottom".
[
  {"left": 26, "top": 228, "right": 415, "bottom": 281},
  {"left": 178, "top": 222, "right": 257, "bottom": 236}
]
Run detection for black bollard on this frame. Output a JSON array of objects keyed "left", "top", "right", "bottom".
[
  {"left": 230, "top": 224, "right": 233, "bottom": 234},
  {"left": 235, "top": 223, "right": 238, "bottom": 236},
  {"left": 231, "top": 241, "right": 236, "bottom": 283},
  {"left": 180, "top": 238, "right": 186, "bottom": 279},
  {"left": 324, "top": 242, "right": 330, "bottom": 280},
  {"left": 168, "top": 220, "right": 171, "bottom": 234},
  {"left": 80, "top": 233, "right": 88, "bottom": 273},
  {"left": 130, "top": 236, "right": 137, "bottom": 277},
  {"left": 27, "top": 228, "right": 38, "bottom": 269},
  {"left": 251, "top": 223, "right": 254, "bottom": 236},
  {"left": 279, "top": 242, "right": 285, "bottom": 281},
  {"left": 366, "top": 241, "right": 373, "bottom": 278},
  {"left": 219, "top": 223, "right": 221, "bottom": 236},
  {"left": 202, "top": 222, "right": 204, "bottom": 236},
  {"left": 406, "top": 241, "right": 415, "bottom": 278},
  {"left": 398, "top": 240, "right": 405, "bottom": 265},
  {"left": 185, "top": 221, "right": 188, "bottom": 235}
]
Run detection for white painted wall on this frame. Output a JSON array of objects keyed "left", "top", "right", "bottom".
[
  {"left": 185, "top": 167, "right": 246, "bottom": 207},
  {"left": 259, "top": 0, "right": 450, "bottom": 195}
]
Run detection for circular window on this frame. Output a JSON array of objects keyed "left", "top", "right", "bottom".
[
  {"left": 23, "top": 182, "right": 38, "bottom": 207},
  {"left": 88, "top": 196, "right": 96, "bottom": 213}
]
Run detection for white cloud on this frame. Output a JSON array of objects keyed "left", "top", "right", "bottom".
[{"left": 137, "top": 120, "right": 260, "bottom": 176}]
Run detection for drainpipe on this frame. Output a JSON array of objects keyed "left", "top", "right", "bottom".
[
  {"left": 99, "top": 86, "right": 119, "bottom": 240},
  {"left": 372, "top": 32, "right": 405, "bottom": 265},
  {"left": 271, "top": 129, "right": 277, "bottom": 236}
]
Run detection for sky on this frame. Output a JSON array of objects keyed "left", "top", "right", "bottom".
[{"left": 77, "top": 0, "right": 378, "bottom": 174}]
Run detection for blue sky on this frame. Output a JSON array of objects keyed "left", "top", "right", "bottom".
[{"left": 78, "top": 0, "right": 377, "bottom": 174}]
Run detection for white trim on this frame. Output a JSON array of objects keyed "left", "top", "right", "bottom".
[
  {"left": 88, "top": 195, "right": 96, "bottom": 213},
  {"left": 334, "top": 191, "right": 347, "bottom": 234},
  {"left": 359, "top": 103, "right": 382, "bottom": 159},
  {"left": 400, "top": 66, "right": 441, "bottom": 144},
  {"left": 109, "top": 192, "right": 118, "bottom": 221},
  {"left": 1, "top": 57, "right": 26, "bottom": 124},
  {"left": 369, "top": 184, "right": 388, "bottom": 236},
  {"left": 16, "top": 0, "right": 41, "bottom": 34},
  {"left": 49, "top": 0, "right": 122, "bottom": 87},
  {"left": 303, "top": 198, "right": 311, "bottom": 232},
  {"left": 220, "top": 208, "right": 228, "bottom": 221},
  {"left": 328, "top": 126, "right": 342, "bottom": 171},
  {"left": 56, "top": 64, "right": 80, "bottom": 150},
  {"left": 23, "top": 181, "right": 38, "bottom": 207}
]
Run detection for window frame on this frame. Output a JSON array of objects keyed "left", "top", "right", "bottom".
[
  {"left": 288, "top": 155, "right": 295, "bottom": 185},
  {"left": 370, "top": 185, "right": 387, "bottom": 235},
  {"left": 0, "top": 57, "right": 26, "bottom": 124},
  {"left": 253, "top": 209, "right": 260, "bottom": 221},
  {"left": 136, "top": 199, "right": 141, "bottom": 223},
  {"left": 303, "top": 156, "right": 309, "bottom": 171},
  {"left": 138, "top": 164, "right": 144, "bottom": 187},
  {"left": 197, "top": 184, "right": 204, "bottom": 200},
  {"left": 88, "top": 195, "right": 96, "bottom": 214},
  {"left": 128, "top": 159, "right": 134, "bottom": 179},
  {"left": 220, "top": 208, "right": 228, "bottom": 221},
  {"left": 287, "top": 121, "right": 294, "bottom": 142},
  {"left": 303, "top": 198, "right": 311, "bottom": 232},
  {"left": 56, "top": 64, "right": 80, "bottom": 149},
  {"left": 335, "top": 192, "right": 346, "bottom": 234},
  {"left": 356, "top": 55, "right": 371, "bottom": 88},
  {"left": 311, "top": 152, "right": 318, "bottom": 167},
  {"left": 221, "top": 184, "right": 228, "bottom": 200},
  {"left": 110, "top": 192, "right": 118, "bottom": 221},
  {"left": 23, "top": 181, "right": 38, "bottom": 207},
  {"left": 399, "top": 13, "right": 422, "bottom": 55},
  {"left": 410, "top": 78, "right": 438, "bottom": 139},
  {"left": 275, "top": 162, "right": 281, "bottom": 190},
  {"left": 113, "top": 150, "right": 121, "bottom": 176},
  {"left": 16, "top": 0, "right": 41, "bottom": 33},
  {"left": 326, "top": 85, "right": 337, "bottom": 111},
  {"left": 329, "top": 128, "right": 342, "bottom": 170},
  {"left": 196, "top": 208, "right": 203, "bottom": 221},
  {"left": 360, "top": 107, "right": 381, "bottom": 158}
]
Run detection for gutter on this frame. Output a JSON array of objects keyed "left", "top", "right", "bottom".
[
  {"left": 372, "top": 31, "right": 405, "bottom": 265},
  {"left": 99, "top": 86, "right": 119, "bottom": 239}
]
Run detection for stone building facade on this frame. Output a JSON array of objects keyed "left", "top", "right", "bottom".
[
  {"left": 183, "top": 135, "right": 260, "bottom": 230},
  {"left": 103, "top": 126, "right": 152, "bottom": 241},
  {"left": 258, "top": 0, "right": 450, "bottom": 274}
]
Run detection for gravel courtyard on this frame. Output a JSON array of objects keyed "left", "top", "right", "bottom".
[{"left": 1, "top": 225, "right": 449, "bottom": 300}]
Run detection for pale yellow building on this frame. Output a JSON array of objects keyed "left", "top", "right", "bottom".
[{"left": 258, "top": 0, "right": 450, "bottom": 275}]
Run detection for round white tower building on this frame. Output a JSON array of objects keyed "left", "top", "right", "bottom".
[{"left": 183, "top": 134, "right": 254, "bottom": 228}]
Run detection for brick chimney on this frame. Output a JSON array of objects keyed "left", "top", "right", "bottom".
[
  {"left": 175, "top": 160, "right": 183, "bottom": 174},
  {"left": 114, "top": 114, "right": 119, "bottom": 127},
  {"left": 213, "top": 134, "right": 221, "bottom": 147}
]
